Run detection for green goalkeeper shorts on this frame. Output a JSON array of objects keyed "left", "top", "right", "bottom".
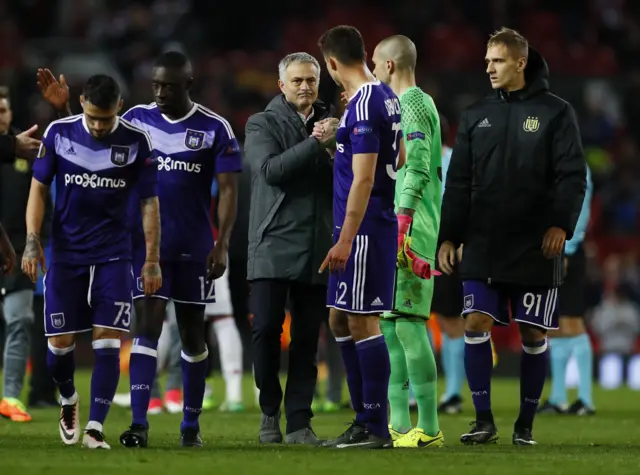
[{"left": 383, "top": 257, "right": 435, "bottom": 319}]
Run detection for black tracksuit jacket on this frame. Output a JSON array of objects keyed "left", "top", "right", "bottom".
[{"left": 439, "top": 48, "right": 586, "bottom": 288}]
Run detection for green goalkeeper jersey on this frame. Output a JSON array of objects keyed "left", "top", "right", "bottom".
[{"left": 396, "top": 86, "right": 442, "bottom": 261}]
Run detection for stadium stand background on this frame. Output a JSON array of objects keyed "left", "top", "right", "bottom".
[{"left": 2, "top": 0, "right": 640, "bottom": 384}]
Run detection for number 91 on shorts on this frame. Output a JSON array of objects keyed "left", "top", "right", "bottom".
[{"left": 460, "top": 280, "right": 559, "bottom": 330}]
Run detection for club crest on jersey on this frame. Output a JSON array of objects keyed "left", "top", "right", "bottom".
[
  {"left": 523, "top": 116, "right": 540, "bottom": 133},
  {"left": 185, "top": 129, "right": 205, "bottom": 150},
  {"left": 110, "top": 145, "right": 130, "bottom": 166},
  {"left": 353, "top": 125, "right": 373, "bottom": 135},
  {"left": 37, "top": 144, "right": 46, "bottom": 159},
  {"left": 407, "top": 131, "right": 425, "bottom": 141}
]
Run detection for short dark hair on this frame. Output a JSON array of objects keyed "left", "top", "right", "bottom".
[
  {"left": 82, "top": 75, "right": 121, "bottom": 109},
  {"left": 155, "top": 51, "right": 190, "bottom": 70},
  {"left": 318, "top": 25, "right": 366, "bottom": 65}
]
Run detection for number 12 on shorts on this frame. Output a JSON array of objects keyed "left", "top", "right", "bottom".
[{"left": 199, "top": 276, "right": 214, "bottom": 301}]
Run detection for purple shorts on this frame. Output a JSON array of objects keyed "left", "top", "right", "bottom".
[
  {"left": 132, "top": 251, "right": 214, "bottom": 304},
  {"left": 44, "top": 261, "right": 133, "bottom": 336},
  {"left": 327, "top": 227, "right": 396, "bottom": 314},
  {"left": 461, "top": 280, "right": 559, "bottom": 330}
]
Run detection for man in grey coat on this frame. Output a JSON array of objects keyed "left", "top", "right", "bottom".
[{"left": 245, "top": 52, "right": 338, "bottom": 445}]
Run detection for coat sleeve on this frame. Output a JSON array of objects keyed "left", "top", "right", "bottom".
[
  {"left": 550, "top": 103, "right": 586, "bottom": 240},
  {"left": 0, "top": 135, "right": 15, "bottom": 163},
  {"left": 439, "top": 111, "right": 472, "bottom": 247},
  {"left": 244, "top": 114, "right": 323, "bottom": 187}
]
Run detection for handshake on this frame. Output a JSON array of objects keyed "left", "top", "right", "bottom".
[
  {"left": 312, "top": 118, "right": 340, "bottom": 149},
  {"left": 397, "top": 215, "right": 441, "bottom": 280}
]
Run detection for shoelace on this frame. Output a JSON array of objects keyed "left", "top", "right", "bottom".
[{"left": 61, "top": 405, "right": 76, "bottom": 430}]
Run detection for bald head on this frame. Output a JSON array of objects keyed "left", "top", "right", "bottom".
[{"left": 376, "top": 35, "right": 417, "bottom": 71}]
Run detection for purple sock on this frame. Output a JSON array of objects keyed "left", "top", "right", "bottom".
[
  {"left": 46, "top": 342, "right": 76, "bottom": 399},
  {"left": 89, "top": 339, "right": 121, "bottom": 426},
  {"left": 516, "top": 338, "right": 549, "bottom": 431},
  {"left": 129, "top": 337, "right": 158, "bottom": 427},
  {"left": 180, "top": 347, "right": 208, "bottom": 432},
  {"left": 464, "top": 331, "right": 494, "bottom": 424},
  {"left": 336, "top": 336, "right": 366, "bottom": 425},
  {"left": 356, "top": 335, "right": 391, "bottom": 439}
]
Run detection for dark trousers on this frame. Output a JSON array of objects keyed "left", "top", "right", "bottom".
[
  {"left": 251, "top": 279, "right": 326, "bottom": 433},
  {"left": 28, "top": 294, "right": 57, "bottom": 405}
]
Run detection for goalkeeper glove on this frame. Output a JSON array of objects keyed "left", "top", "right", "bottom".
[{"left": 397, "top": 235, "right": 441, "bottom": 279}]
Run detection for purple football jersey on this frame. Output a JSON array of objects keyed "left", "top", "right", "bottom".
[
  {"left": 32, "top": 115, "right": 157, "bottom": 265},
  {"left": 333, "top": 80, "right": 402, "bottom": 234},
  {"left": 123, "top": 103, "right": 242, "bottom": 262}
]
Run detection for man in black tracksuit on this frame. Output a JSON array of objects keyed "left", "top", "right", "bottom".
[{"left": 438, "top": 28, "right": 586, "bottom": 446}]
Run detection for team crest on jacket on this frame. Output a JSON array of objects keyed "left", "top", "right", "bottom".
[
  {"left": 185, "top": 129, "right": 205, "bottom": 150},
  {"left": 523, "top": 116, "right": 540, "bottom": 133},
  {"left": 110, "top": 145, "right": 130, "bottom": 166}
]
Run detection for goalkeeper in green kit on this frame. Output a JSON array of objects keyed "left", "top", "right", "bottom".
[{"left": 372, "top": 35, "right": 444, "bottom": 448}]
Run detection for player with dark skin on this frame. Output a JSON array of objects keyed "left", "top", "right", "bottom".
[{"left": 37, "top": 65, "right": 236, "bottom": 445}]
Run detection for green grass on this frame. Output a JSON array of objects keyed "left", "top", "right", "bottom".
[{"left": 1, "top": 373, "right": 640, "bottom": 474}]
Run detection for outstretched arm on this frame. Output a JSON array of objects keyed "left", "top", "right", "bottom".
[{"left": 245, "top": 115, "right": 325, "bottom": 186}]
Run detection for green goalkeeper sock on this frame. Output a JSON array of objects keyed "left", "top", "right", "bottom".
[
  {"left": 396, "top": 317, "right": 440, "bottom": 436},
  {"left": 380, "top": 318, "right": 411, "bottom": 433}
]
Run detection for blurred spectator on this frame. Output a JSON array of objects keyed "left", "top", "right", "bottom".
[{"left": 592, "top": 283, "right": 640, "bottom": 356}]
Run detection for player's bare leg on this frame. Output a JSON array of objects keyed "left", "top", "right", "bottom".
[
  {"left": 513, "top": 323, "right": 548, "bottom": 446},
  {"left": 48, "top": 333, "right": 80, "bottom": 445},
  {"left": 436, "top": 314, "right": 466, "bottom": 414},
  {"left": 120, "top": 297, "right": 167, "bottom": 448},
  {"left": 83, "top": 327, "right": 124, "bottom": 449},
  {"left": 175, "top": 302, "right": 208, "bottom": 447},
  {"left": 324, "top": 309, "right": 392, "bottom": 449},
  {"left": 460, "top": 311, "right": 498, "bottom": 445}
]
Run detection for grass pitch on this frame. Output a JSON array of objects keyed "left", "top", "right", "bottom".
[{"left": 1, "top": 373, "right": 639, "bottom": 475}]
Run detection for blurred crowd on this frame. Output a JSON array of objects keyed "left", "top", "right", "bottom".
[{"left": 1, "top": 0, "right": 640, "bottom": 356}]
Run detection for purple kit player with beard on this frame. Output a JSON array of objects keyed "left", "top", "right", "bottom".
[
  {"left": 22, "top": 75, "right": 161, "bottom": 449},
  {"left": 317, "top": 25, "right": 406, "bottom": 449}
]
